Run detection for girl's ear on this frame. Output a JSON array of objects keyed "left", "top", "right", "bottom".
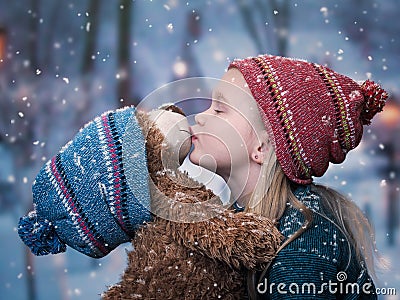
[
  {"left": 251, "top": 138, "right": 273, "bottom": 165},
  {"left": 251, "top": 130, "right": 271, "bottom": 164},
  {"left": 251, "top": 142, "right": 268, "bottom": 164}
]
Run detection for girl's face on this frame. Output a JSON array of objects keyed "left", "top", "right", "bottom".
[{"left": 190, "top": 68, "right": 266, "bottom": 180}]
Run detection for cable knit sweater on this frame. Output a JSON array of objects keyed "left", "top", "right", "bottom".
[{"left": 253, "top": 185, "right": 376, "bottom": 299}]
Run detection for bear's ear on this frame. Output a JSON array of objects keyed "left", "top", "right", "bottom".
[
  {"left": 158, "top": 104, "right": 186, "bottom": 117},
  {"left": 135, "top": 110, "right": 168, "bottom": 174},
  {"left": 135, "top": 110, "right": 166, "bottom": 148}
]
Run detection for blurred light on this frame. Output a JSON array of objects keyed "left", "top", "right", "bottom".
[
  {"left": 213, "top": 50, "right": 224, "bottom": 62},
  {"left": 173, "top": 61, "right": 187, "bottom": 78},
  {"left": 377, "top": 100, "right": 400, "bottom": 128}
]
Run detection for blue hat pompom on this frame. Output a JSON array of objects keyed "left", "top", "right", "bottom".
[{"left": 18, "top": 211, "right": 66, "bottom": 256}]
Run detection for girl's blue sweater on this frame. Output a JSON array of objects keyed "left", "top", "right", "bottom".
[{"left": 253, "top": 186, "right": 376, "bottom": 299}]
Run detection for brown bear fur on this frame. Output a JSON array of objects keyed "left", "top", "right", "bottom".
[{"left": 102, "top": 111, "right": 282, "bottom": 299}]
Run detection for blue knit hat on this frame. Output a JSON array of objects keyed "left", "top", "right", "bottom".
[{"left": 18, "top": 106, "right": 151, "bottom": 258}]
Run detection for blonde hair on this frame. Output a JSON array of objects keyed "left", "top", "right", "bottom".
[
  {"left": 245, "top": 150, "right": 314, "bottom": 259},
  {"left": 245, "top": 150, "right": 380, "bottom": 299}
]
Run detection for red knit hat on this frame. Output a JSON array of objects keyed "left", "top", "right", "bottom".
[{"left": 229, "top": 54, "right": 388, "bottom": 185}]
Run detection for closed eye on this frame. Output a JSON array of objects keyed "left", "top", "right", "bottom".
[{"left": 210, "top": 99, "right": 226, "bottom": 115}]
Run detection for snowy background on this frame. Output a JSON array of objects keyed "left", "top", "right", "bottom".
[{"left": 0, "top": 0, "right": 399, "bottom": 299}]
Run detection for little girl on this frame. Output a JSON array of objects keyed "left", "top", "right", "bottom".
[{"left": 189, "top": 54, "right": 388, "bottom": 299}]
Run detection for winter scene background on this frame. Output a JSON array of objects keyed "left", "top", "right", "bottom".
[{"left": 0, "top": 0, "right": 399, "bottom": 299}]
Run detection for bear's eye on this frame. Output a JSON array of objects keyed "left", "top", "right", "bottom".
[{"left": 159, "top": 104, "right": 186, "bottom": 117}]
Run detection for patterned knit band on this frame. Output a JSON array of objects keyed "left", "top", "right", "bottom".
[
  {"left": 230, "top": 54, "right": 388, "bottom": 184},
  {"left": 18, "top": 106, "right": 151, "bottom": 258}
]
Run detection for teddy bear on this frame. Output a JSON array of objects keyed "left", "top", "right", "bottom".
[
  {"left": 17, "top": 105, "right": 282, "bottom": 300},
  {"left": 101, "top": 105, "right": 282, "bottom": 299}
]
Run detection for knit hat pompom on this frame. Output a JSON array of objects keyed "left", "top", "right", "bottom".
[
  {"left": 18, "top": 211, "right": 67, "bottom": 256},
  {"left": 360, "top": 79, "right": 389, "bottom": 125}
]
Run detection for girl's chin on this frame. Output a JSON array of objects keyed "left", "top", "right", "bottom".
[
  {"left": 188, "top": 151, "right": 200, "bottom": 166},
  {"left": 189, "top": 152, "right": 219, "bottom": 174}
]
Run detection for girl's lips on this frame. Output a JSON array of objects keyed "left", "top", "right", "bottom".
[{"left": 189, "top": 127, "right": 198, "bottom": 141}]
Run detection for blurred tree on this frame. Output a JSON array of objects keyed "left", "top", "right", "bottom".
[
  {"left": 28, "top": 0, "right": 40, "bottom": 72},
  {"left": 117, "top": 0, "right": 134, "bottom": 106},
  {"left": 76, "top": 0, "right": 101, "bottom": 121},
  {"left": 235, "top": 0, "right": 290, "bottom": 56},
  {"left": 7, "top": 2, "right": 40, "bottom": 299},
  {"left": 81, "top": 0, "right": 100, "bottom": 75},
  {"left": 41, "top": 2, "right": 61, "bottom": 71}
]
